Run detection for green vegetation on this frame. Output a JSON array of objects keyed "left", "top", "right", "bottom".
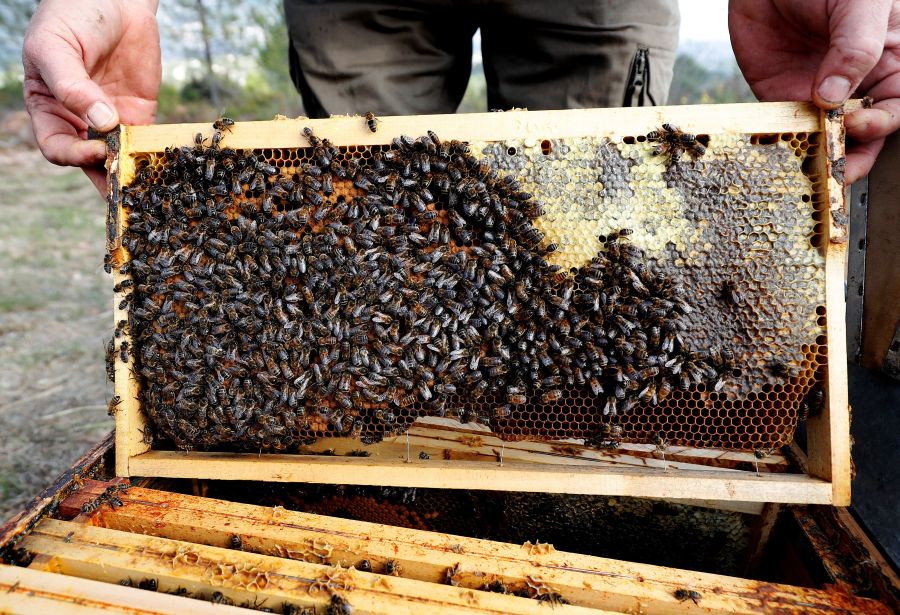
[{"left": 668, "top": 54, "right": 755, "bottom": 105}]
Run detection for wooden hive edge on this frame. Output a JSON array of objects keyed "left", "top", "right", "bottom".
[
  {"left": 119, "top": 102, "right": 824, "bottom": 153},
  {"left": 125, "top": 451, "right": 833, "bottom": 503}
]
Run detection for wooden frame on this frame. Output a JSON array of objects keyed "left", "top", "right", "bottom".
[
  {"left": 109, "top": 101, "right": 853, "bottom": 505},
  {"left": 15, "top": 480, "right": 888, "bottom": 614}
]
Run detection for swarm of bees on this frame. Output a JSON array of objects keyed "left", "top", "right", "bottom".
[
  {"left": 112, "top": 117, "right": 729, "bottom": 452},
  {"left": 647, "top": 123, "right": 706, "bottom": 163}
]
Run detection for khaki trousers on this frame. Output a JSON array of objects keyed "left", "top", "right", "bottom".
[{"left": 284, "top": 0, "right": 680, "bottom": 117}]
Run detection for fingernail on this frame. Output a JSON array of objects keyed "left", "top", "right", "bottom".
[
  {"left": 87, "top": 102, "right": 115, "bottom": 129},
  {"left": 818, "top": 76, "right": 851, "bottom": 104}
]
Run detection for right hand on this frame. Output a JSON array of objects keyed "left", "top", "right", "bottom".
[{"left": 22, "top": 0, "right": 161, "bottom": 192}]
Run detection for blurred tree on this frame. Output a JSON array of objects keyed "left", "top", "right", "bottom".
[
  {"left": 668, "top": 54, "right": 755, "bottom": 105},
  {"left": 249, "top": 1, "right": 305, "bottom": 117},
  {"left": 158, "top": 0, "right": 245, "bottom": 109},
  {"left": 193, "top": 0, "right": 221, "bottom": 109}
]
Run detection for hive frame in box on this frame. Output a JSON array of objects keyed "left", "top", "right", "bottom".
[{"left": 107, "top": 101, "right": 852, "bottom": 505}]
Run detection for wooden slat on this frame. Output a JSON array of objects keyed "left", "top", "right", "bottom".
[
  {"left": 23, "top": 519, "right": 611, "bottom": 615},
  {"left": 120, "top": 103, "right": 823, "bottom": 155},
  {"left": 128, "top": 450, "right": 833, "bottom": 503},
  {"left": 316, "top": 417, "right": 789, "bottom": 472},
  {"left": 0, "top": 564, "right": 252, "bottom": 614},
  {"left": 807, "top": 107, "right": 852, "bottom": 506},
  {"left": 54, "top": 483, "right": 888, "bottom": 615}
]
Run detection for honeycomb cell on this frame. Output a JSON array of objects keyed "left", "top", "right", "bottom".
[{"left": 120, "top": 122, "right": 829, "bottom": 453}]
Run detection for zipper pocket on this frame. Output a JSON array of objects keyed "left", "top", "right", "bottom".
[{"left": 623, "top": 45, "right": 656, "bottom": 107}]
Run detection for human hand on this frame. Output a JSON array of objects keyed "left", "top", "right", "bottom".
[
  {"left": 729, "top": 0, "right": 900, "bottom": 183},
  {"left": 22, "top": 0, "right": 161, "bottom": 193}
]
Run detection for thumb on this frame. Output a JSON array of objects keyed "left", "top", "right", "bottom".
[
  {"left": 25, "top": 34, "right": 119, "bottom": 131},
  {"left": 813, "top": 0, "right": 892, "bottom": 108}
]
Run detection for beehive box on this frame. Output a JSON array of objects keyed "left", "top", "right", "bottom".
[
  {"left": 4, "top": 479, "right": 890, "bottom": 615},
  {"left": 106, "top": 102, "right": 851, "bottom": 504}
]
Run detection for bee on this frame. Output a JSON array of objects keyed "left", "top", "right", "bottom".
[
  {"left": 229, "top": 534, "right": 243, "bottom": 550},
  {"left": 799, "top": 386, "right": 824, "bottom": 420},
  {"left": 754, "top": 448, "right": 776, "bottom": 459},
  {"left": 769, "top": 359, "right": 799, "bottom": 379},
  {"left": 80, "top": 499, "right": 102, "bottom": 514},
  {"left": 537, "top": 592, "right": 569, "bottom": 606},
  {"left": 364, "top": 112, "right": 380, "bottom": 133},
  {"left": 211, "top": 592, "right": 234, "bottom": 606},
  {"left": 283, "top": 603, "right": 313, "bottom": 615},
  {"left": 652, "top": 432, "right": 669, "bottom": 452},
  {"left": 384, "top": 559, "right": 402, "bottom": 576},
  {"left": 356, "top": 559, "right": 372, "bottom": 572},
  {"left": 540, "top": 389, "right": 563, "bottom": 403},
  {"left": 119, "top": 341, "right": 130, "bottom": 363},
  {"left": 720, "top": 280, "right": 744, "bottom": 305},
  {"left": 302, "top": 126, "right": 321, "bottom": 147},
  {"left": 107, "top": 395, "right": 122, "bottom": 416},
  {"left": 138, "top": 578, "right": 158, "bottom": 592},
  {"left": 327, "top": 595, "right": 354, "bottom": 615},
  {"left": 646, "top": 123, "right": 706, "bottom": 162},
  {"left": 674, "top": 588, "right": 702, "bottom": 604},
  {"left": 212, "top": 116, "right": 235, "bottom": 133}
]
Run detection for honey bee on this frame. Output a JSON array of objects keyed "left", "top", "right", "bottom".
[
  {"left": 652, "top": 431, "right": 669, "bottom": 452},
  {"left": 540, "top": 389, "right": 563, "bottom": 403},
  {"left": 769, "top": 359, "right": 799, "bottom": 379},
  {"left": 799, "top": 385, "right": 824, "bottom": 420},
  {"left": 138, "top": 578, "right": 158, "bottom": 592},
  {"left": 647, "top": 123, "right": 706, "bottom": 162},
  {"left": 384, "top": 559, "right": 402, "bottom": 576},
  {"left": 229, "top": 534, "right": 243, "bottom": 550},
  {"left": 302, "top": 126, "right": 321, "bottom": 147},
  {"left": 674, "top": 588, "right": 702, "bottom": 604},
  {"left": 327, "top": 595, "right": 354, "bottom": 615},
  {"left": 212, "top": 116, "right": 235, "bottom": 133},
  {"left": 364, "top": 112, "right": 380, "bottom": 133},
  {"left": 720, "top": 280, "right": 744, "bottom": 305}
]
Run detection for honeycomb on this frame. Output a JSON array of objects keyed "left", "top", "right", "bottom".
[
  {"left": 119, "top": 125, "right": 827, "bottom": 452},
  {"left": 471, "top": 132, "right": 826, "bottom": 448}
]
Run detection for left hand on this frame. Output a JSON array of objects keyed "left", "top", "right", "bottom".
[{"left": 729, "top": 0, "right": 900, "bottom": 183}]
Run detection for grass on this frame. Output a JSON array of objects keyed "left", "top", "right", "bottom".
[{"left": 0, "top": 149, "right": 114, "bottom": 520}]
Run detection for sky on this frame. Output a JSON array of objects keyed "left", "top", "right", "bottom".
[{"left": 679, "top": 0, "right": 731, "bottom": 43}]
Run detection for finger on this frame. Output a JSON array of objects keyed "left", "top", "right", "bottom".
[
  {"left": 812, "top": 0, "right": 892, "bottom": 108},
  {"left": 23, "top": 33, "right": 119, "bottom": 131},
  {"left": 83, "top": 167, "right": 108, "bottom": 195},
  {"left": 29, "top": 99, "right": 106, "bottom": 167},
  {"left": 845, "top": 98, "right": 900, "bottom": 141},
  {"left": 845, "top": 137, "right": 885, "bottom": 184}
]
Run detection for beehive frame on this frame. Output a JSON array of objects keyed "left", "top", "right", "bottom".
[{"left": 108, "top": 102, "right": 851, "bottom": 505}]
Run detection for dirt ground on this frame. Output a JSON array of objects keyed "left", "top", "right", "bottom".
[{"left": 0, "top": 147, "right": 112, "bottom": 520}]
